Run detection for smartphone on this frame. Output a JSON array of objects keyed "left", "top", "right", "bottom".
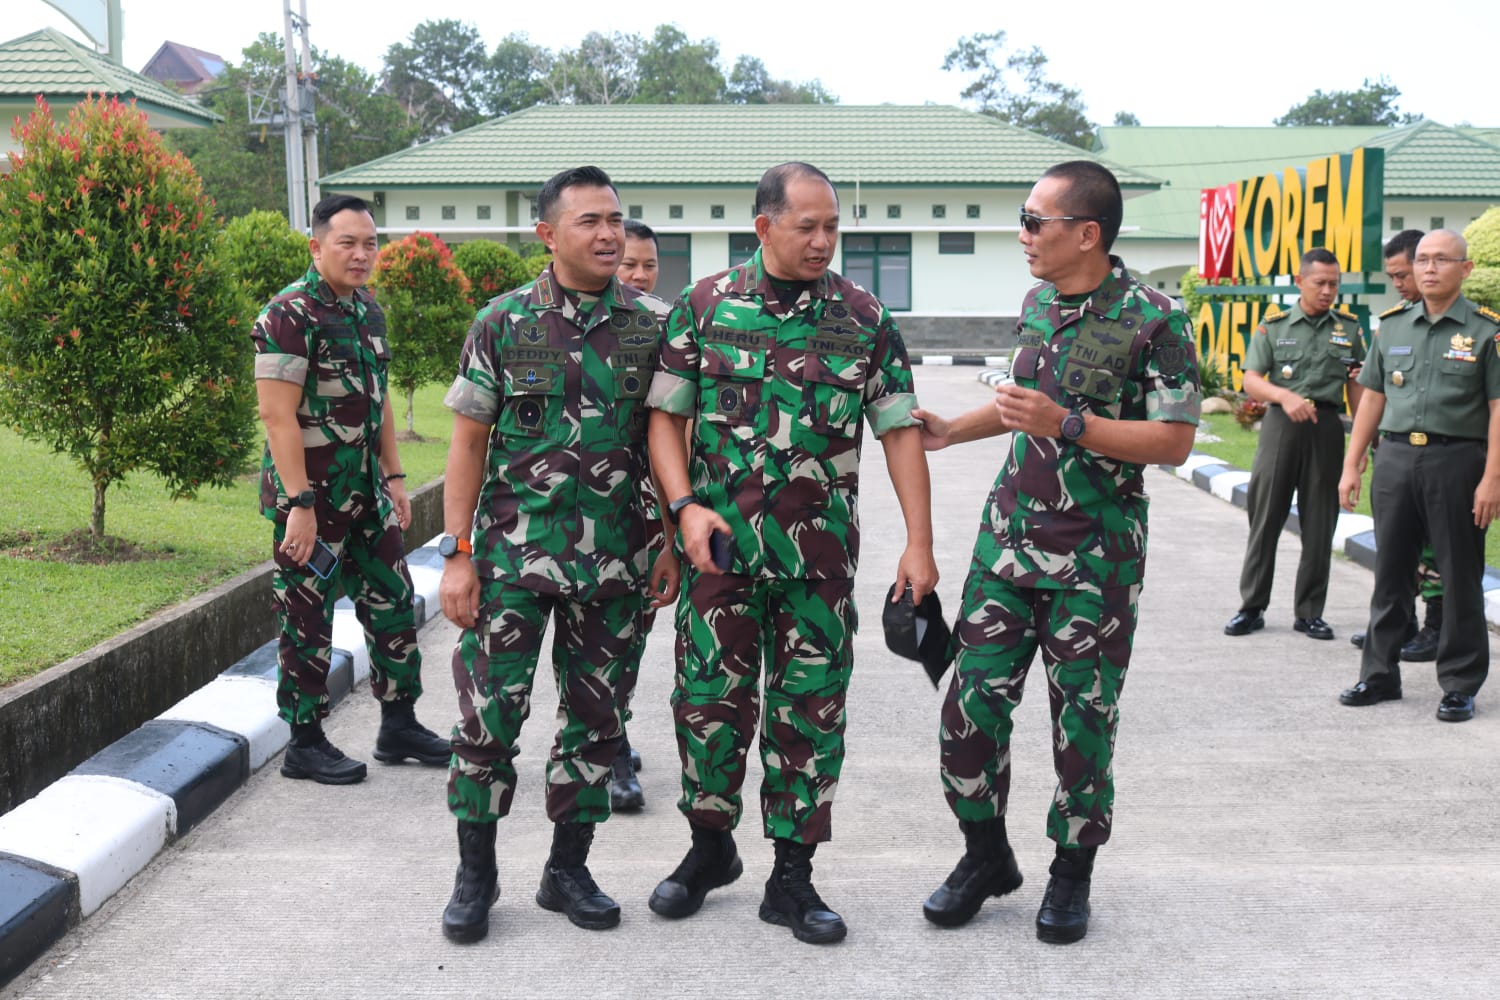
[
  {"left": 306, "top": 538, "right": 339, "bottom": 580},
  {"left": 709, "top": 530, "right": 733, "bottom": 572},
  {"left": 1340, "top": 356, "right": 1360, "bottom": 370}
]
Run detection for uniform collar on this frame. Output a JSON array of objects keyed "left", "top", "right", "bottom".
[
  {"left": 302, "top": 263, "right": 372, "bottom": 311},
  {"left": 1034, "top": 255, "right": 1132, "bottom": 320},
  {"left": 1417, "top": 294, "right": 1474, "bottom": 329},
  {"left": 729, "top": 248, "right": 835, "bottom": 304},
  {"left": 534, "top": 262, "right": 630, "bottom": 331}
]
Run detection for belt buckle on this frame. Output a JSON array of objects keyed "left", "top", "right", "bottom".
[{"left": 1409, "top": 432, "right": 1428, "bottom": 446}]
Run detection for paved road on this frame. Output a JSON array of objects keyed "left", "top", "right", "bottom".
[{"left": 7, "top": 367, "right": 1498, "bottom": 999}]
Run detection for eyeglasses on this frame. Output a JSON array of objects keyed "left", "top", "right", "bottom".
[
  {"left": 1018, "top": 209, "right": 1104, "bottom": 235},
  {"left": 1413, "top": 255, "right": 1468, "bottom": 269}
]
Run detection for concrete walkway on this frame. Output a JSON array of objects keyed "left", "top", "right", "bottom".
[{"left": 5, "top": 367, "right": 1499, "bottom": 999}]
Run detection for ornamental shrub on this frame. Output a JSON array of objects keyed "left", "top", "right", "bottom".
[
  {"left": 369, "top": 231, "right": 471, "bottom": 434},
  {"left": 452, "top": 239, "right": 531, "bottom": 304},
  {"left": 220, "top": 209, "right": 309, "bottom": 306},
  {"left": 0, "top": 96, "right": 257, "bottom": 540},
  {"left": 1463, "top": 207, "right": 1500, "bottom": 309}
]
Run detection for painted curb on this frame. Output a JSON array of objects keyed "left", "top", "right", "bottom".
[{"left": 0, "top": 536, "right": 446, "bottom": 986}]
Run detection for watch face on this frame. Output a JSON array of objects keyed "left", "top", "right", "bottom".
[
  {"left": 1062, "top": 413, "right": 1086, "bottom": 441},
  {"left": 439, "top": 535, "right": 457, "bottom": 558}
]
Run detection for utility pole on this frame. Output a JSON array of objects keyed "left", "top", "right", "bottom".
[{"left": 281, "top": 0, "right": 319, "bottom": 230}]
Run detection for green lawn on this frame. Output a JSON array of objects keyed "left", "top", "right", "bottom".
[
  {"left": 1192, "top": 412, "right": 1500, "bottom": 569},
  {"left": 0, "top": 383, "right": 455, "bottom": 686}
]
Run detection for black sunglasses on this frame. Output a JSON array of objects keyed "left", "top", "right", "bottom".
[{"left": 1018, "top": 209, "right": 1106, "bottom": 235}]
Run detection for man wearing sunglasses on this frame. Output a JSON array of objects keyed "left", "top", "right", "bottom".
[
  {"left": 912, "top": 161, "right": 1200, "bottom": 944},
  {"left": 1337, "top": 229, "right": 1500, "bottom": 724}
]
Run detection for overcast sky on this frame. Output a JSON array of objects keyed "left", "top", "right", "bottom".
[{"left": 14, "top": 0, "right": 1496, "bottom": 128}]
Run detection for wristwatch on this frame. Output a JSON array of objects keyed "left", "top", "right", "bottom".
[
  {"left": 291, "top": 489, "right": 317, "bottom": 509},
  {"left": 1060, "top": 409, "right": 1087, "bottom": 443},
  {"left": 667, "top": 495, "right": 705, "bottom": 525},
  {"left": 438, "top": 534, "right": 473, "bottom": 559}
]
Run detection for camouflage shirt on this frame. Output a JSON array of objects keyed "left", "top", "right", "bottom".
[
  {"left": 445, "top": 264, "right": 668, "bottom": 600},
  {"left": 977, "top": 256, "right": 1201, "bottom": 592},
  {"left": 647, "top": 247, "right": 918, "bottom": 580},
  {"left": 1243, "top": 303, "right": 1365, "bottom": 404},
  {"left": 251, "top": 264, "right": 391, "bottom": 522}
]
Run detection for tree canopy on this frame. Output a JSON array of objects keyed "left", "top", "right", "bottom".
[
  {"left": 942, "top": 31, "right": 1094, "bottom": 148},
  {"left": 1273, "top": 77, "right": 1420, "bottom": 127}
]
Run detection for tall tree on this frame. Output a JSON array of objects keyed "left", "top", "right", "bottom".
[
  {"left": 548, "top": 31, "right": 641, "bottom": 105},
  {"left": 1112, "top": 110, "right": 1141, "bottom": 126},
  {"left": 942, "top": 31, "right": 1094, "bottom": 147},
  {"left": 725, "top": 56, "right": 836, "bottom": 104},
  {"left": 1273, "top": 77, "right": 1420, "bottom": 126},
  {"left": 0, "top": 97, "right": 258, "bottom": 540},
  {"left": 382, "top": 19, "right": 488, "bottom": 139},
  {"left": 479, "top": 33, "right": 555, "bottom": 117},
  {"left": 633, "top": 25, "right": 726, "bottom": 104}
]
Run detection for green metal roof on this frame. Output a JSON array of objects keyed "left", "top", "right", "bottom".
[
  {"left": 0, "top": 28, "right": 218, "bottom": 127},
  {"left": 1094, "top": 122, "right": 1500, "bottom": 240},
  {"left": 320, "top": 103, "right": 1162, "bottom": 190}
]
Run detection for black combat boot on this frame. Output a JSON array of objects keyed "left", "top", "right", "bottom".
[
  {"left": 280, "top": 721, "right": 367, "bottom": 784},
  {"left": 922, "top": 816, "right": 1024, "bottom": 927},
  {"left": 441, "top": 820, "right": 499, "bottom": 943},
  {"left": 1035, "top": 845, "right": 1097, "bottom": 945},
  {"left": 649, "top": 822, "right": 744, "bottom": 918},
  {"left": 608, "top": 738, "right": 644, "bottom": 813},
  {"left": 535, "top": 822, "right": 620, "bottom": 930},
  {"left": 373, "top": 697, "right": 451, "bottom": 765},
  {"left": 1401, "top": 596, "right": 1442, "bottom": 662},
  {"left": 759, "top": 839, "right": 847, "bottom": 944}
]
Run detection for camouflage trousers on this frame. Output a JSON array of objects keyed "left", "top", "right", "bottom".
[
  {"left": 939, "top": 561, "right": 1139, "bottom": 849},
  {"left": 271, "top": 507, "right": 421, "bottom": 726},
  {"left": 1418, "top": 544, "right": 1443, "bottom": 602},
  {"left": 673, "top": 569, "right": 855, "bottom": 844},
  {"left": 447, "top": 578, "right": 643, "bottom": 825}
]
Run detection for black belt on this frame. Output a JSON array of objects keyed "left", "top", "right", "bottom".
[
  {"left": 1269, "top": 400, "right": 1341, "bottom": 412},
  {"left": 1381, "top": 431, "right": 1483, "bottom": 446}
]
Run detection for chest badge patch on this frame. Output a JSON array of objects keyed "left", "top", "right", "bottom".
[
  {"left": 1281, "top": 364, "right": 1294, "bottom": 379},
  {"left": 1392, "top": 371, "right": 1405, "bottom": 387},
  {"left": 520, "top": 325, "right": 545, "bottom": 345}
]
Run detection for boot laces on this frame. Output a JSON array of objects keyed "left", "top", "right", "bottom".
[{"left": 778, "top": 858, "right": 829, "bottom": 911}]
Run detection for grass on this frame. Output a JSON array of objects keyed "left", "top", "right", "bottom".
[
  {"left": 1193, "top": 410, "right": 1500, "bottom": 569},
  {"left": 0, "top": 382, "right": 456, "bottom": 686}
]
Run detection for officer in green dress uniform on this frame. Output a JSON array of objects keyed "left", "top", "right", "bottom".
[
  {"left": 1224, "top": 248, "right": 1365, "bottom": 640},
  {"left": 1337, "top": 230, "right": 1500, "bottom": 723}
]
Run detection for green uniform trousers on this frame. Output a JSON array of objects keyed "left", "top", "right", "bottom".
[{"left": 1238, "top": 403, "right": 1345, "bottom": 619}]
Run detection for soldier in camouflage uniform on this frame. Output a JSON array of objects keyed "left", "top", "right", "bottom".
[
  {"left": 912, "top": 162, "right": 1200, "bottom": 945},
  {"left": 1224, "top": 248, "right": 1365, "bottom": 642},
  {"left": 252, "top": 194, "right": 451, "bottom": 787},
  {"left": 645, "top": 162, "right": 938, "bottom": 945},
  {"left": 437, "top": 167, "right": 677, "bottom": 944}
]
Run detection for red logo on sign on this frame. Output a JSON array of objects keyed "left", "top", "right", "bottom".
[{"left": 1199, "top": 184, "right": 1236, "bottom": 281}]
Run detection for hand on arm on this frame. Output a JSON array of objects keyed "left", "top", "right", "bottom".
[
  {"left": 1242, "top": 369, "right": 1312, "bottom": 423},
  {"left": 257, "top": 378, "right": 318, "bottom": 566},
  {"left": 910, "top": 394, "right": 1009, "bottom": 451}
]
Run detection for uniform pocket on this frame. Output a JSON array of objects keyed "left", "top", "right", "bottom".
[
  {"left": 700, "top": 339, "right": 765, "bottom": 425},
  {"left": 801, "top": 350, "right": 868, "bottom": 436},
  {"left": 499, "top": 362, "right": 563, "bottom": 438}
]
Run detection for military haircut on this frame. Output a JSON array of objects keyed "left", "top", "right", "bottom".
[
  {"left": 623, "top": 218, "right": 659, "bottom": 250},
  {"left": 1040, "top": 160, "right": 1122, "bottom": 252},
  {"left": 311, "top": 194, "right": 372, "bottom": 238},
  {"left": 537, "top": 166, "right": 618, "bottom": 223},
  {"left": 754, "top": 162, "right": 837, "bottom": 220},
  {"left": 1384, "top": 228, "right": 1425, "bottom": 263},
  {"left": 1301, "top": 247, "right": 1339, "bottom": 269}
]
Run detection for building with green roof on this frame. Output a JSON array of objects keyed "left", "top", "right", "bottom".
[
  {"left": 1094, "top": 120, "right": 1500, "bottom": 315},
  {"left": 0, "top": 27, "right": 218, "bottom": 167},
  {"left": 319, "top": 104, "right": 1162, "bottom": 346}
]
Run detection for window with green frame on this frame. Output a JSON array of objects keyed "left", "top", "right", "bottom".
[
  {"left": 841, "top": 234, "right": 911, "bottom": 310},
  {"left": 657, "top": 234, "right": 692, "bottom": 298},
  {"left": 729, "top": 233, "right": 759, "bottom": 267}
]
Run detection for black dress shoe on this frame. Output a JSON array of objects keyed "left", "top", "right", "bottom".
[
  {"left": 1294, "top": 617, "right": 1334, "bottom": 640},
  {"left": 1400, "top": 626, "right": 1440, "bottom": 662},
  {"left": 1350, "top": 632, "right": 1365, "bottom": 649},
  {"left": 1224, "top": 611, "right": 1265, "bottom": 636},
  {"left": 1436, "top": 692, "right": 1475, "bottom": 723},
  {"left": 1338, "top": 678, "right": 1402, "bottom": 707}
]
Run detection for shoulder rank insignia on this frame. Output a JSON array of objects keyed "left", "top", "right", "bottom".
[
  {"left": 1261, "top": 307, "right": 1286, "bottom": 322},
  {"left": 1477, "top": 304, "right": 1500, "bottom": 325},
  {"left": 1380, "top": 301, "right": 1413, "bottom": 318},
  {"left": 1335, "top": 305, "right": 1358, "bottom": 320}
]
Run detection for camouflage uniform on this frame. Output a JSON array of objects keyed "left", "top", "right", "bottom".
[
  {"left": 940, "top": 257, "right": 1200, "bottom": 848},
  {"left": 445, "top": 265, "right": 666, "bottom": 825},
  {"left": 647, "top": 247, "right": 918, "bottom": 844},
  {"left": 1355, "top": 296, "right": 1500, "bottom": 697},
  {"left": 1236, "top": 303, "right": 1366, "bottom": 620},
  {"left": 252, "top": 264, "right": 421, "bottom": 726}
]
